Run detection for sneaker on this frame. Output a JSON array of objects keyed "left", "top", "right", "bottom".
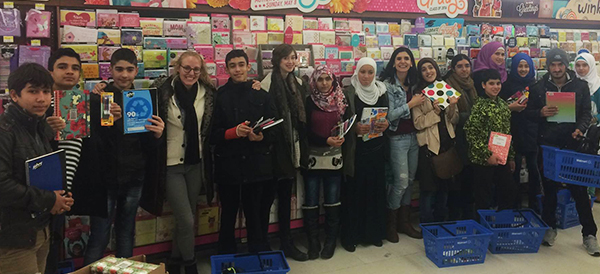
[
  {"left": 542, "top": 228, "right": 558, "bottom": 246},
  {"left": 583, "top": 235, "right": 600, "bottom": 257}
]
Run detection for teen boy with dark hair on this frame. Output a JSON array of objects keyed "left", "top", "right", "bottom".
[
  {"left": 211, "top": 50, "right": 277, "bottom": 254},
  {"left": 464, "top": 68, "right": 518, "bottom": 212},
  {"left": 45, "top": 47, "right": 84, "bottom": 274},
  {"left": 527, "top": 48, "right": 600, "bottom": 256},
  {"left": 0, "top": 63, "right": 74, "bottom": 274},
  {"left": 81, "top": 48, "right": 165, "bottom": 264}
]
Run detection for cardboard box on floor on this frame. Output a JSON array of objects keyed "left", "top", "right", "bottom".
[{"left": 69, "top": 255, "right": 167, "bottom": 274}]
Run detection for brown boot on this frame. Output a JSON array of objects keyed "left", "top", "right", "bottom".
[
  {"left": 386, "top": 209, "right": 399, "bottom": 243},
  {"left": 397, "top": 206, "right": 422, "bottom": 239}
]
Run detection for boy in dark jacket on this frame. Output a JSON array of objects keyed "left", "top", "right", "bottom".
[
  {"left": 464, "top": 69, "right": 518, "bottom": 212},
  {"left": 0, "top": 63, "right": 74, "bottom": 273},
  {"left": 83, "top": 49, "right": 165, "bottom": 264},
  {"left": 526, "top": 48, "right": 599, "bottom": 256},
  {"left": 211, "top": 50, "right": 277, "bottom": 254}
]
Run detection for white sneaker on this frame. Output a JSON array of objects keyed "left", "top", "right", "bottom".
[
  {"left": 583, "top": 235, "right": 600, "bottom": 257},
  {"left": 542, "top": 228, "right": 558, "bottom": 246}
]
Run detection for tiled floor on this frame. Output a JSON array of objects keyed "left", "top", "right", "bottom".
[{"left": 194, "top": 208, "right": 600, "bottom": 274}]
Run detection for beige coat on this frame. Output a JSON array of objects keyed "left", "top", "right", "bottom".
[{"left": 412, "top": 99, "right": 459, "bottom": 155}]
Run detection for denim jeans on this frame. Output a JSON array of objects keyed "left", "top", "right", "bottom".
[
  {"left": 303, "top": 171, "right": 341, "bottom": 208},
  {"left": 84, "top": 180, "right": 144, "bottom": 265},
  {"left": 386, "top": 133, "right": 419, "bottom": 210}
]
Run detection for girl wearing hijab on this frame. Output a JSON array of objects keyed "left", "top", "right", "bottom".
[
  {"left": 303, "top": 65, "right": 349, "bottom": 260},
  {"left": 575, "top": 52, "right": 600, "bottom": 123},
  {"left": 472, "top": 42, "right": 507, "bottom": 96},
  {"left": 379, "top": 47, "right": 425, "bottom": 243},
  {"left": 340, "top": 57, "right": 389, "bottom": 251},
  {"left": 504, "top": 53, "right": 541, "bottom": 210},
  {"left": 443, "top": 54, "right": 477, "bottom": 220},
  {"left": 412, "top": 58, "right": 459, "bottom": 223}
]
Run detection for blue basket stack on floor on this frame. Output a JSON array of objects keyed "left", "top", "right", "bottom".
[
  {"left": 420, "top": 220, "right": 493, "bottom": 268},
  {"left": 478, "top": 209, "right": 549, "bottom": 254},
  {"left": 210, "top": 251, "right": 290, "bottom": 274},
  {"left": 536, "top": 189, "right": 595, "bottom": 229}
]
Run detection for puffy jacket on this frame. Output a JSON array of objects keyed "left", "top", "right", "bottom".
[
  {"left": 211, "top": 79, "right": 276, "bottom": 184},
  {"left": 0, "top": 104, "right": 56, "bottom": 248},
  {"left": 526, "top": 71, "right": 592, "bottom": 147}
]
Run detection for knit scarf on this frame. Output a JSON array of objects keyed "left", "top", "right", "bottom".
[
  {"left": 174, "top": 78, "right": 200, "bottom": 165},
  {"left": 270, "top": 71, "right": 306, "bottom": 148},
  {"left": 445, "top": 71, "right": 476, "bottom": 113}
]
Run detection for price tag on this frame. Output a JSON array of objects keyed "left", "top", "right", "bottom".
[
  {"left": 3, "top": 36, "right": 14, "bottom": 43},
  {"left": 3, "top": 2, "right": 14, "bottom": 8},
  {"left": 35, "top": 3, "right": 45, "bottom": 10},
  {"left": 31, "top": 39, "right": 41, "bottom": 46},
  {"left": 5, "top": 89, "right": 9, "bottom": 93}
]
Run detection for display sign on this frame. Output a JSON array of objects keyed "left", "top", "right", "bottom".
[
  {"left": 423, "top": 18, "right": 464, "bottom": 38},
  {"left": 418, "top": 0, "right": 468, "bottom": 18},
  {"left": 472, "top": 0, "right": 502, "bottom": 18},
  {"left": 555, "top": 0, "right": 600, "bottom": 21},
  {"left": 503, "top": 0, "right": 540, "bottom": 18}
]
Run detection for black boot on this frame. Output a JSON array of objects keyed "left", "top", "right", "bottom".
[
  {"left": 321, "top": 205, "right": 340, "bottom": 260},
  {"left": 280, "top": 235, "right": 309, "bottom": 262},
  {"left": 303, "top": 207, "right": 321, "bottom": 260},
  {"left": 166, "top": 258, "right": 182, "bottom": 274},
  {"left": 183, "top": 263, "right": 198, "bottom": 274}
]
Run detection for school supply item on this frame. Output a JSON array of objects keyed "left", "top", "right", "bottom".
[
  {"left": 546, "top": 92, "right": 576, "bottom": 123},
  {"left": 421, "top": 80, "right": 461, "bottom": 110},
  {"left": 331, "top": 114, "right": 357, "bottom": 138},
  {"left": 360, "top": 107, "right": 388, "bottom": 141},
  {"left": 54, "top": 89, "right": 90, "bottom": 140},
  {"left": 488, "top": 132, "right": 512, "bottom": 165},
  {"left": 507, "top": 87, "right": 529, "bottom": 105},
  {"left": 25, "top": 150, "right": 66, "bottom": 192},
  {"left": 101, "top": 92, "right": 114, "bottom": 126},
  {"left": 122, "top": 89, "right": 157, "bottom": 134}
]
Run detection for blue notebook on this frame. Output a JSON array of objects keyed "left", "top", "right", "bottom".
[
  {"left": 122, "top": 88, "right": 157, "bottom": 134},
  {"left": 25, "top": 150, "right": 65, "bottom": 191}
]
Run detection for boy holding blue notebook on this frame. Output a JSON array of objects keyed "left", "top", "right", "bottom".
[
  {"left": 79, "top": 48, "right": 165, "bottom": 264},
  {"left": 0, "top": 63, "right": 74, "bottom": 273}
]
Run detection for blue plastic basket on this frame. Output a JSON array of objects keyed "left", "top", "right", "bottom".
[
  {"left": 420, "top": 220, "right": 493, "bottom": 268},
  {"left": 478, "top": 209, "right": 549, "bottom": 254},
  {"left": 536, "top": 189, "right": 595, "bottom": 229},
  {"left": 210, "top": 251, "right": 290, "bottom": 274},
  {"left": 541, "top": 145, "right": 600, "bottom": 187}
]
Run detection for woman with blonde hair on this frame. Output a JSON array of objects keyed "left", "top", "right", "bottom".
[{"left": 152, "top": 51, "right": 216, "bottom": 274}]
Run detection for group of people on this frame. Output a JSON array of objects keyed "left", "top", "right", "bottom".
[{"left": 2, "top": 41, "right": 600, "bottom": 274}]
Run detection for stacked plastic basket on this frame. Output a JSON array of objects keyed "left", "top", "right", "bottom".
[
  {"left": 210, "top": 251, "right": 290, "bottom": 274},
  {"left": 537, "top": 189, "right": 595, "bottom": 229}
]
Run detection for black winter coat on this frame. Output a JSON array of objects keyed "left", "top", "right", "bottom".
[
  {"left": 0, "top": 104, "right": 56, "bottom": 248},
  {"left": 501, "top": 78, "right": 539, "bottom": 153},
  {"left": 210, "top": 79, "right": 276, "bottom": 185},
  {"left": 526, "top": 71, "right": 592, "bottom": 148}
]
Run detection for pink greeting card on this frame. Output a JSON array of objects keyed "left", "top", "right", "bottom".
[
  {"left": 194, "top": 45, "right": 214, "bottom": 61},
  {"left": 119, "top": 13, "right": 140, "bottom": 28},
  {"left": 97, "top": 9, "right": 119, "bottom": 28},
  {"left": 164, "top": 20, "right": 187, "bottom": 36},
  {"left": 214, "top": 45, "right": 234, "bottom": 61}
]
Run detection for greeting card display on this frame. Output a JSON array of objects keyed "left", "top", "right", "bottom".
[
  {"left": 97, "top": 29, "right": 120, "bottom": 45},
  {"left": 488, "top": 132, "right": 512, "bottom": 165},
  {"left": 250, "top": 16, "right": 266, "bottom": 31},
  {"left": 144, "top": 69, "right": 167, "bottom": 78},
  {"left": 61, "top": 10, "right": 96, "bottom": 27},
  {"left": 97, "top": 9, "right": 119, "bottom": 28},
  {"left": 63, "top": 26, "right": 98, "bottom": 43},
  {"left": 211, "top": 14, "right": 230, "bottom": 30},
  {"left": 285, "top": 15, "right": 303, "bottom": 32},
  {"left": 26, "top": 9, "right": 51, "bottom": 38},
  {"left": 99, "top": 62, "right": 111, "bottom": 79},
  {"left": 194, "top": 45, "right": 214, "bottom": 61},
  {"left": 212, "top": 30, "right": 231, "bottom": 45},
  {"left": 121, "top": 29, "right": 143, "bottom": 45},
  {"left": 421, "top": 80, "right": 461, "bottom": 110},
  {"left": 144, "top": 37, "right": 168, "bottom": 49},
  {"left": 232, "top": 15, "right": 249, "bottom": 31},
  {"left": 268, "top": 32, "right": 284, "bottom": 45},
  {"left": 214, "top": 45, "right": 234, "bottom": 61},
  {"left": 119, "top": 13, "right": 140, "bottom": 28},
  {"left": 164, "top": 20, "right": 187, "bottom": 36},
  {"left": 142, "top": 49, "right": 167, "bottom": 69},
  {"left": 186, "top": 22, "right": 211, "bottom": 46},
  {"left": 140, "top": 18, "right": 164, "bottom": 36},
  {"left": 82, "top": 63, "right": 99, "bottom": 79}
]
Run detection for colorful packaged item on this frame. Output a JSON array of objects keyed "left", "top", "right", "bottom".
[
  {"left": 119, "top": 13, "right": 140, "bottom": 28},
  {"left": 82, "top": 63, "right": 99, "bottom": 79},
  {"left": 481, "top": 24, "right": 492, "bottom": 36},
  {"left": 211, "top": 14, "right": 230, "bottom": 30},
  {"left": 539, "top": 25, "right": 550, "bottom": 38},
  {"left": 0, "top": 9, "right": 21, "bottom": 37},
  {"left": 469, "top": 36, "right": 481, "bottom": 48},
  {"left": 140, "top": 18, "right": 164, "bottom": 36},
  {"left": 526, "top": 25, "right": 538, "bottom": 37},
  {"left": 326, "top": 59, "right": 341, "bottom": 74},
  {"left": 97, "top": 29, "right": 120, "bottom": 45},
  {"left": 60, "top": 10, "right": 96, "bottom": 27},
  {"left": 97, "top": 9, "right": 119, "bottom": 28},
  {"left": 488, "top": 132, "right": 512, "bottom": 165},
  {"left": 136, "top": 62, "right": 145, "bottom": 78},
  {"left": 339, "top": 46, "right": 353, "bottom": 60},
  {"left": 164, "top": 20, "right": 187, "bottom": 36},
  {"left": 122, "top": 45, "right": 143, "bottom": 61},
  {"left": 186, "top": 22, "right": 211, "bottom": 46},
  {"left": 26, "top": 9, "right": 51, "bottom": 38},
  {"left": 389, "top": 23, "right": 401, "bottom": 36},
  {"left": 341, "top": 60, "right": 354, "bottom": 75},
  {"left": 19, "top": 45, "right": 51, "bottom": 68},
  {"left": 143, "top": 50, "right": 167, "bottom": 68},
  {"left": 144, "top": 37, "right": 167, "bottom": 49},
  {"left": 515, "top": 25, "right": 526, "bottom": 37},
  {"left": 100, "top": 92, "right": 114, "bottom": 126},
  {"left": 63, "top": 25, "right": 98, "bottom": 43},
  {"left": 250, "top": 15, "right": 266, "bottom": 31},
  {"left": 54, "top": 89, "right": 90, "bottom": 140},
  {"left": 99, "top": 46, "right": 120, "bottom": 61},
  {"left": 121, "top": 29, "right": 143, "bottom": 45}
]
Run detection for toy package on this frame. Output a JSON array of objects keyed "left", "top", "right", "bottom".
[
  {"left": 26, "top": 9, "right": 51, "bottom": 38},
  {"left": 164, "top": 20, "right": 186, "bottom": 36},
  {"left": 63, "top": 25, "right": 98, "bottom": 43},
  {"left": 0, "top": 9, "right": 21, "bottom": 37},
  {"left": 101, "top": 92, "right": 114, "bottom": 126},
  {"left": 121, "top": 29, "right": 143, "bottom": 45},
  {"left": 19, "top": 46, "right": 51, "bottom": 68}
]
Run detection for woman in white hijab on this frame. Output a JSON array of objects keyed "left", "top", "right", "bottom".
[
  {"left": 575, "top": 52, "right": 600, "bottom": 123},
  {"left": 340, "top": 57, "right": 390, "bottom": 252}
]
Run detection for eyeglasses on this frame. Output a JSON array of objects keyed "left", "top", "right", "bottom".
[{"left": 181, "top": 66, "right": 202, "bottom": 75}]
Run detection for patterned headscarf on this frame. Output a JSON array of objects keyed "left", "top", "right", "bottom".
[{"left": 309, "top": 65, "right": 347, "bottom": 117}]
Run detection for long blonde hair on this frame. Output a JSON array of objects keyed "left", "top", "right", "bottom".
[{"left": 172, "top": 51, "right": 213, "bottom": 88}]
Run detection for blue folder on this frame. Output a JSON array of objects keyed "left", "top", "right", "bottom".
[{"left": 25, "top": 149, "right": 66, "bottom": 191}]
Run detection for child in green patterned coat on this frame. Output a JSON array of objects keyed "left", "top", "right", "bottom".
[{"left": 464, "top": 69, "right": 518, "bottom": 211}]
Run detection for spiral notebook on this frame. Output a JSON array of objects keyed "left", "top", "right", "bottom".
[{"left": 25, "top": 149, "right": 66, "bottom": 191}]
